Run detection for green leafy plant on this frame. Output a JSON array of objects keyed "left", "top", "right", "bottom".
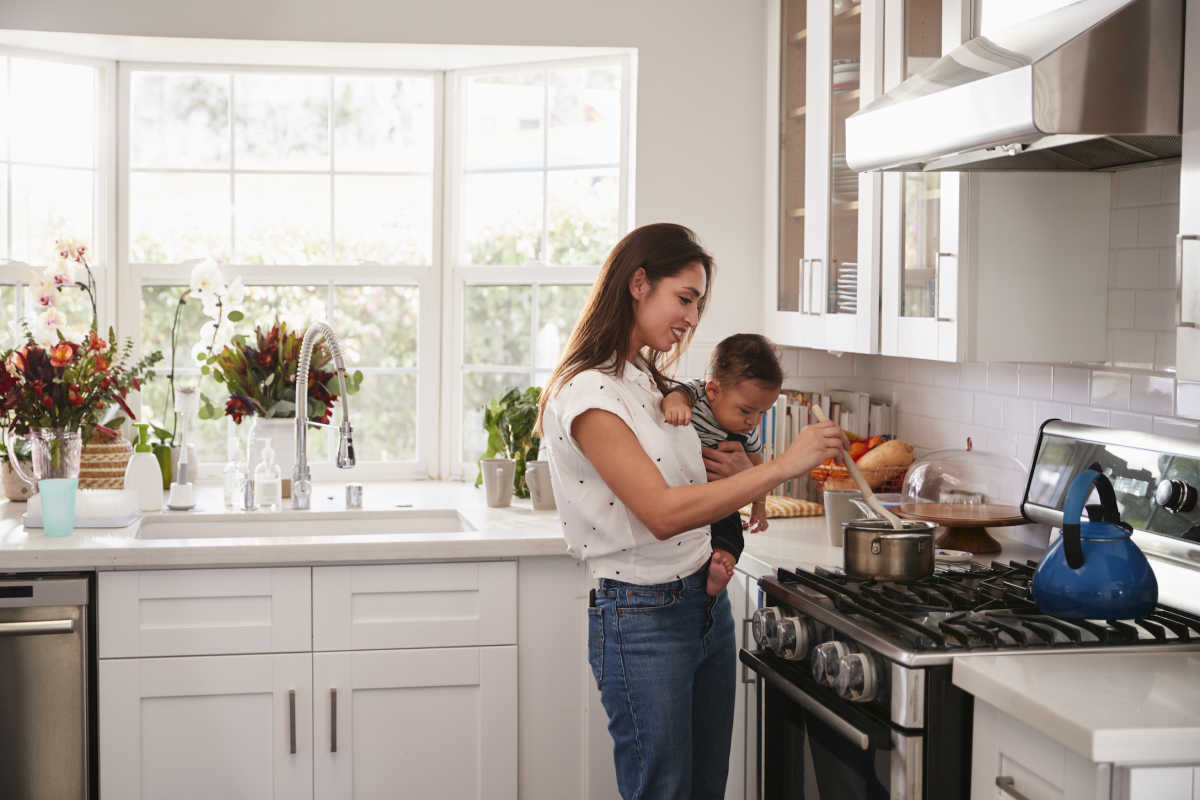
[{"left": 474, "top": 386, "right": 542, "bottom": 499}]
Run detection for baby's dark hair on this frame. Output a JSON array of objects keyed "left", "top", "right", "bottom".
[{"left": 709, "top": 334, "right": 783, "bottom": 389}]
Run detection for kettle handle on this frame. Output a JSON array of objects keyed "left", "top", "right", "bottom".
[{"left": 1061, "top": 469, "right": 1120, "bottom": 570}]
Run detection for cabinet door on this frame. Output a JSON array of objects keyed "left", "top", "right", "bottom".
[
  {"left": 314, "top": 646, "right": 518, "bottom": 800},
  {"left": 1177, "top": 0, "right": 1200, "bottom": 381},
  {"left": 879, "top": 0, "right": 967, "bottom": 361},
  {"left": 726, "top": 569, "right": 749, "bottom": 800},
  {"left": 742, "top": 571, "right": 764, "bottom": 800},
  {"left": 1114, "top": 767, "right": 1197, "bottom": 800},
  {"left": 100, "top": 653, "right": 313, "bottom": 800}
]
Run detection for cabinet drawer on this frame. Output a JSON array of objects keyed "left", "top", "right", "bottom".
[
  {"left": 99, "top": 568, "right": 311, "bottom": 658},
  {"left": 313, "top": 562, "right": 517, "bottom": 650}
]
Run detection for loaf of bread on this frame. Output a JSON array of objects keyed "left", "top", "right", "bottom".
[{"left": 855, "top": 439, "right": 914, "bottom": 471}]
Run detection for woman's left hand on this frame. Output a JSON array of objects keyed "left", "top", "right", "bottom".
[{"left": 702, "top": 441, "right": 754, "bottom": 481}]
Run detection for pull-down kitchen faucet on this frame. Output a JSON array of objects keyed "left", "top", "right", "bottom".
[{"left": 292, "top": 322, "right": 355, "bottom": 510}]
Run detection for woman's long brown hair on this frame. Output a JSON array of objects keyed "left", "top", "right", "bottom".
[{"left": 536, "top": 223, "right": 714, "bottom": 434}]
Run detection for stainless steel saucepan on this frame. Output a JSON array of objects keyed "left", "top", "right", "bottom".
[{"left": 843, "top": 518, "right": 938, "bottom": 581}]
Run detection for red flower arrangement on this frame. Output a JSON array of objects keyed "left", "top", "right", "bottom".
[{"left": 1, "top": 325, "right": 162, "bottom": 441}]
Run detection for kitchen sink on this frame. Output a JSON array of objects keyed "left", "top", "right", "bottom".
[{"left": 136, "top": 508, "right": 475, "bottom": 539}]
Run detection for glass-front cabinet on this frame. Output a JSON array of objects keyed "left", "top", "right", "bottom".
[
  {"left": 766, "top": 0, "right": 882, "bottom": 353},
  {"left": 878, "top": 0, "right": 969, "bottom": 360}
]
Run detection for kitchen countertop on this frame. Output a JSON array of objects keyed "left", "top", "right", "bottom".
[
  {"left": 953, "top": 651, "right": 1200, "bottom": 765},
  {"left": 0, "top": 481, "right": 569, "bottom": 570}
]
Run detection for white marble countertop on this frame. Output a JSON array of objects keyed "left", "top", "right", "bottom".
[
  {"left": 953, "top": 651, "right": 1200, "bottom": 765},
  {"left": 0, "top": 481, "right": 568, "bottom": 570}
]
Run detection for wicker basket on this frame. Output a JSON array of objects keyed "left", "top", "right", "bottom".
[
  {"left": 810, "top": 463, "right": 909, "bottom": 496},
  {"left": 79, "top": 438, "right": 133, "bottom": 490}
]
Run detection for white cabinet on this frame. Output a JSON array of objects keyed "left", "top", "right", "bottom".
[
  {"left": 1112, "top": 767, "right": 1200, "bottom": 800},
  {"left": 730, "top": 567, "right": 762, "bottom": 800},
  {"left": 99, "top": 563, "right": 519, "bottom": 800},
  {"left": 764, "top": 0, "right": 884, "bottom": 354},
  {"left": 876, "top": 0, "right": 1112, "bottom": 363},
  {"left": 314, "top": 646, "right": 518, "bottom": 800},
  {"left": 100, "top": 653, "right": 313, "bottom": 800},
  {"left": 1177, "top": 0, "right": 1200, "bottom": 381}
]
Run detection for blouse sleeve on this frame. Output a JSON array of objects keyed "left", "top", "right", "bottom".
[{"left": 552, "top": 370, "right": 636, "bottom": 454}]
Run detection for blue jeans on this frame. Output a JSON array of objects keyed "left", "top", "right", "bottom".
[{"left": 588, "top": 567, "right": 737, "bottom": 800}]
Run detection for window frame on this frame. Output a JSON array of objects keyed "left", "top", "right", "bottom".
[
  {"left": 0, "top": 45, "right": 117, "bottom": 336},
  {"left": 441, "top": 54, "right": 635, "bottom": 478},
  {"left": 116, "top": 61, "right": 444, "bottom": 480}
]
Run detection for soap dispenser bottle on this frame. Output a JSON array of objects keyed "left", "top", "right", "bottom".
[
  {"left": 254, "top": 439, "right": 283, "bottom": 512},
  {"left": 124, "top": 422, "right": 164, "bottom": 512}
]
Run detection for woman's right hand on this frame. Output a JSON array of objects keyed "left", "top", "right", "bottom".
[{"left": 776, "top": 421, "right": 849, "bottom": 478}]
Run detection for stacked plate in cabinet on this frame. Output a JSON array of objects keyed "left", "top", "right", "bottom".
[{"left": 834, "top": 261, "right": 857, "bottom": 314}]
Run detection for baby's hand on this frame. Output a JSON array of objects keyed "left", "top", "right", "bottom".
[
  {"left": 662, "top": 392, "right": 692, "bottom": 426},
  {"left": 747, "top": 501, "right": 769, "bottom": 533}
]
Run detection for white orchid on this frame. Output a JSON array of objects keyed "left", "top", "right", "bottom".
[
  {"left": 54, "top": 237, "right": 87, "bottom": 263},
  {"left": 30, "top": 270, "right": 58, "bottom": 308},
  {"left": 225, "top": 275, "right": 246, "bottom": 306},
  {"left": 199, "top": 318, "right": 234, "bottom": 351},
  {"left": 188, "top": 259, "right": 225, "bottom": 298},
  {"left": 34, "top": 307, "right": 68, "bottom": 345},
  {"left": 48, "top": 257, "right": 77, "bottom": 287}
]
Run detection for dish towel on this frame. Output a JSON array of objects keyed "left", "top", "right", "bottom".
[{"left": 739, "top": 496, "right": 824, "bottom": 519}]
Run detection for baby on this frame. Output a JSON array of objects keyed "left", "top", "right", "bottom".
[{"left": 662, "top": 333, "right": 783, "bottom": 596}]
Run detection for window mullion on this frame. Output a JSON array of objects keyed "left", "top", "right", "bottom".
[
  {"left": 228, "top": 73, "right": 236, "bottom": 263},
  {"left": 541, "top": 67, "right": 550, "bottom": 265}
]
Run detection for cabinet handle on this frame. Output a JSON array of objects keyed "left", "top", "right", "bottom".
[
  {"left": 935, "top": 251, "right": 955, "bottom": 322},
  {"left": 1176, "top": 234, "right": 1199, "bottom": 328},
  {"left": 0, "top": 619, "right": 74, "bottom": 636},
  {"left": 742, "top": 620, "right": 756, "bottom": 684},
  {"left": 799, "top": 258, "right": 810, "bottom": 313},
  {"left": 288, "top": 689, "right": 297, "bottom": 755},
  {"left": 994, "top": 776, "right": 1033, "bottom": 800},
  {"left": 809, "top": 258, "right": 824, "bottom": 315},
  {"left": 330, "top": 689, "right": 338, "bottom": 753}
]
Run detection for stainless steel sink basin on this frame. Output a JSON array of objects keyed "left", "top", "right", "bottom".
[{"left": 137, "top": 508, "right": 475, "bottom": 539}]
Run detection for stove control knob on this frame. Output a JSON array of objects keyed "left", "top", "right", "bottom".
[
  {"left": 834, "top": 653, "right": 879, "bottom": 702},
  {"left": 811, "top": 641, "right": 854, "bottom": 687},
  {"left": 774, "top": 615, "right": 817, "bottom": 661},
  {"left": 750, "top": 607, "right": 781, "bottom": 650},
  {"left": 1156, "top": 479, "right": 1198, "bottom": 513}
]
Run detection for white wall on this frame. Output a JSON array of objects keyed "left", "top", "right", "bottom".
[{"left": 0, "top": 0, "right": 768, "bottom": 343}]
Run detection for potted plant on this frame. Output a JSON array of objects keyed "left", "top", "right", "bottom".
[
  {"left": 475, "top": 386, "right": 542, "bottom": 501},
  {"left": 0, "top": 435, "right": 34, "bottom": 502},
  {"left": 1, "top": 238, "right": 162, "bottom": 491},
  {"left": 197, "top": 318, "right": 362, "bottom": 492}
]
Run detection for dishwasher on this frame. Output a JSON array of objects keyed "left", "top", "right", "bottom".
[{"left": 0, "top": 574, "right": 93, "bottom": 799}]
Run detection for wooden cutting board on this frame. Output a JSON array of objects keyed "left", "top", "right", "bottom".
[{"left": 894, "top": 503, "right": 1026, "bottom": 528}]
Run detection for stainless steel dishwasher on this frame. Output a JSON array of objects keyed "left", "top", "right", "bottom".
[{"left": 0, "top": 574, "right": 92, "bottom": 799}]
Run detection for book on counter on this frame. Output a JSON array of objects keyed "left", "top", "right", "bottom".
[{"left": 757, "top": 387, "right": 894, "bottom": 499}]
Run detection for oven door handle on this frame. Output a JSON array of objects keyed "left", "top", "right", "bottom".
[{"left": 739, "top": 649, "right": 886, "bottom": 752}]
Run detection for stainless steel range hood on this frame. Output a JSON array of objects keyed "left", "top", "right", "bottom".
[{"left": 845, "top": 0, "right": 1183, "bottom": 172}]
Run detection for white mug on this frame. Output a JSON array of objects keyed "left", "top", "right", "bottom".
[
  {"left": 823, "top": 489, "right": 864, "bottom": 547},
  {"left": 525, "top": 460, "right": 556, "bottom": 511},
  {"left": 481, "top": 458, "right": 516, "bottom": 508}
]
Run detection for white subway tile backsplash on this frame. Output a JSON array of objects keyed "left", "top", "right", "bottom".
[
  {"left": 1155, "top": 332, "right": 1176, "bottom": 372},
  {"left": 1110, "top": 411, "right": 1155, "bottom": 433},
  {"left": 1132, "top": 374, "right": 1175, "bottom": 415},
  {"left": 960, "top": 362, "right": 988, "bottom": 391},
  {"left": 1018, "top": 364, "right": 1053, "bottom": 399},
  {"left": 1109, "top": 330, "right": 1157, "bottom": 369},
  {"left": 1051, "top": 366, "right": 1090, "bottom": 404},
  {"left": 1004, "top": 397, "right": 1037, "bottom": 432},
  {"left": 1138, "top": 203, "right": 1179, "bottom": 247},
  {"left": 1071, "top": 405, "right": 1110, "bottom": 427},
  {"left": 795, "top": 347, "right": 857, "bottom": 377},
  {"left": 988, "top": 363, "right": 1019, "bottom": 396},
  {"left": 1035, "top": 401, "right": 1072, "bottom": 425},
  {"left": 1110, "top": 208, "right": 1139, "bottom": 248},
  {"left": 1111, "top": 248, "right": 1157, "bottom": 289},
  {"left": 1108, "top": 290, "right": 1135, "bottom": 328},
  {"left": 1016, "top": 434, "right": 1040, "bottom": 462},
  {"left": 1134, "top": 290, "right": 1175, "bottom": 332},
  {"left": 1176, "top": 381, "right": 1200, "bottom": 421},
  {"left": 1090, "top": 371, "right": 1131, "bottom": 410},
  {"left": 929, "top": 362, "right": 960, "bottom": 388},
  {"left": 973, "top": 393, "right": 1005, "bottom": 427},
  {"left": 1153, "top": 416, "right": 1200, "bottom": 440},
  {"left": 1155, "top": 248, "right": 1176, "bottom": 290},
  {"left": 776, "top": 346, "right": 800, "bottom": 380},
  {"left": 894, "top": 384, "right": 973, "bottom": 424},
  {"left": 1114, "top": 164, "right": 1162, "bottom": 207}
]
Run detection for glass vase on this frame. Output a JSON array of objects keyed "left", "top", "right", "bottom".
[{"left": 4, "top": 428, "right": 83, "bottom": 488}]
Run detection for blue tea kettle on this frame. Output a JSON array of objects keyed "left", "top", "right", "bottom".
[{"left": 1031, "top": 469, "right": 1158, "bottom": 620}]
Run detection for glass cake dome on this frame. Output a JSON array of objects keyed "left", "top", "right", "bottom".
[{"left": 901, "top": 437, "right": 1028, "bottom": 508}]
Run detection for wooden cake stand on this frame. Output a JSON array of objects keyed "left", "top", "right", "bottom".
[{"left": 894, "top": 503, "right": 1026, "bottom": 554}]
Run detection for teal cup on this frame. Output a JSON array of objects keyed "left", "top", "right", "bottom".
[{"left": 38, "top": 478, "right": 78, "bottom": 537}]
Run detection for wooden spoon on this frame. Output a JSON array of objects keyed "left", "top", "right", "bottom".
[{"left": 810, "top": 406, "right": 905, "bottom": 530}]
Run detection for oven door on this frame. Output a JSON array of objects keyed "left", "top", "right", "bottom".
[{"left": 741, "top": 649, "right": 924, "bottom": 800}]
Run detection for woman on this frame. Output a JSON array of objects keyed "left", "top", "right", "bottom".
[{"left": 538, "top": 223, "right": 847, "bottom": 800}]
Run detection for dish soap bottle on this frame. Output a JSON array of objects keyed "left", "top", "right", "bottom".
[
  {"left": 124, "top": 422, "right": 164, "bottom": 512},
  {"left": 254, "top": 439, "right": 283, "bottom": 512},
  {"left": 222, "top": 428, "right": 246, "bottom": 510}
]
